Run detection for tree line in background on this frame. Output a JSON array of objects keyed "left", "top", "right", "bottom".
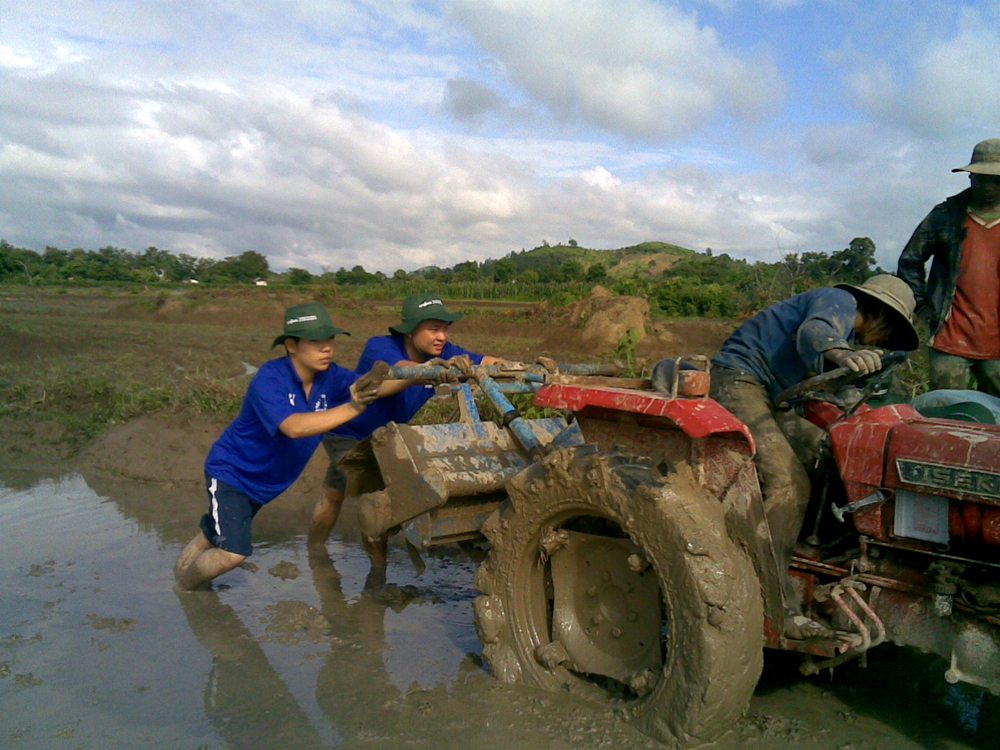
[{"left": 0, "top": 237, "right": 882, "bottom": 319}]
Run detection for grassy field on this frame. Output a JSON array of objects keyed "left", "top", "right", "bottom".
[{"left": 0, "top": 286, "right": 584, "bottom": 452}]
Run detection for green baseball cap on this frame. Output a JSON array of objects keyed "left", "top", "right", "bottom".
[
  {"left": 389, "top": 293, "right": 464, "bottom": 334},
  {"left": 272, "top": 303, "right": 350, "bottom": 348}
]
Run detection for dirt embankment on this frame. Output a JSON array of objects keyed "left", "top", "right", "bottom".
[{"left": 541, "top": 285, "right": 734, "bottom": 359}]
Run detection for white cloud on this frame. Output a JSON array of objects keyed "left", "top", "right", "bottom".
[
  {"left": 844, "top": 6, "right": 1000, "bottom": 138},
  {"left": 447, "top": 0, "right": 783, "bottom": 140},
  {"left": 0, "top": 0, "right": 993, "bottom": 281}
]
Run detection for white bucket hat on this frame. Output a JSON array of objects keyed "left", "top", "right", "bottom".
[{"left": 835, "top": 274, "right": 919, "bottom": 351}]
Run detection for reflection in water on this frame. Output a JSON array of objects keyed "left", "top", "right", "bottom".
[
  {"left": 176, "top": 549, "right": 408, "bottom": 749},
  {"left": 309, "top": 549, "right": 404, "bottom": 744},
  {"left": 177, "top": 590, "right": 327, "bottom": 750}
]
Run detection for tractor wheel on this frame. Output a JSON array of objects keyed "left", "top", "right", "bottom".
[{"left": 473, "top": 445, "right": 764, "bottom": 748}]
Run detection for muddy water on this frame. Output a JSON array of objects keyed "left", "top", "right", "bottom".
[{"left": 0, "top": 469, "right": 993, "bottom": 750}]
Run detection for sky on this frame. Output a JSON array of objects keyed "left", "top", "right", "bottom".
[{"left": 1, "top": 0, "right": 998, "bottom": 275}]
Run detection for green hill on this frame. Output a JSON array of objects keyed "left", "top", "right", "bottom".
[{"left": 492, "top": 240, "right": 696, "bottom": 279}]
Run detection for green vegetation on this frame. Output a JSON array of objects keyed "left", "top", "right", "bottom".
[{"left": 1, "top": 236, "right": 883, "bottom": 319}]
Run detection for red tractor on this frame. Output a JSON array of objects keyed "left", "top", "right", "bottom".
[{"left": 349, "top": 358, "right": 1000, "bottom": 747}]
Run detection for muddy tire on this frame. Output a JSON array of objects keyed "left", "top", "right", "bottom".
[{"left": 474, "top": 445, "right": 764, "bottom": 748}]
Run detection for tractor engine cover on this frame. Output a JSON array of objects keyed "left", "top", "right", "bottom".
[{"left": 829, "top": 405, "right": 1000, "bottom": 547}]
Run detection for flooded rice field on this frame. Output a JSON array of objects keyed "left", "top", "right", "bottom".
[{"left": 1, "top": 468, "right": 995, "bottom": 750}]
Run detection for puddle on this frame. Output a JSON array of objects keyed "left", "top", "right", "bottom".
[{"left": 0, "top": 471, "right": 995, "bottom": 749}]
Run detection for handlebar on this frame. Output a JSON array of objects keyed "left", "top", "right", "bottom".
[
  {"left": 385, "top": 362, "right": 621, "bottom": 381},
  {"left": 773, "top": 349, "right": 909, "bottom": 411}
]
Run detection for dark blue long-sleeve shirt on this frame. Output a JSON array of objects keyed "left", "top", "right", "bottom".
[{"left": 712, "top": 287, "right": 858, "bottom": 399}]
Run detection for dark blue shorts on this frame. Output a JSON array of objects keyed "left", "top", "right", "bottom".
[
  {"left": 321, "top": 433, "right": 361, "bottom": 491},
  {"left": 199, "top": 471, "right": 263, "bottom": 556}
]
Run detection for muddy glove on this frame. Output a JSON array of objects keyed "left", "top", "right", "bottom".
[
  {"left": 535, "top": 356, "right": 558, "bottom": 374},
  {"left": 351, "top": 360, "right": 390, "bottom": 407},
  {"left": 446, "top": 354, "right": 474, "bottom": 376},
  {"left": 826, "top": 348, "right": 882, "bottom": 375},
  {"left": 421, "top": 357, "right": 458, "bottom": 384}
]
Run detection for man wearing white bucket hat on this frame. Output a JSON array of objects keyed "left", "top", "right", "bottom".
[
  {"left": 711, "top": 275, "right": 918, "bottom": 636},
  {"left": 898, "top": 138, "right": 1000, "bottom": 396}
]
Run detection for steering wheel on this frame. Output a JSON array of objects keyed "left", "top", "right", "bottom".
[{"left": 773, "top": 350, "right": 908, "bottom": 411}]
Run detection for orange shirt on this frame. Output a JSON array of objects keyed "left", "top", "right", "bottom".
[{"left": 934, "top": 213, "right": 1000, "bottom": 359}]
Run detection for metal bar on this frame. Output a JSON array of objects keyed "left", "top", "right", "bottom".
[
  {"left": 831, "top": 588, "right": 870, "bottom": 651},
  {"left": 385, "top": 362, "right": 620, "bottom": 381},
  {"left": 866, "top": 539, "right": 1000, "bottom": 571},
  {"left": 494, "top": 382, "right": 540, "bottom": 394},
  {"left": 847, "top": 586, "right": 887, "bottom": 648},
  {"left": 791, "top": 555, "right": 1000, "bottom": 625},
  {"left": 476, "top": 374, "right": 546, "bottom": 458},
  {"left": 455, "top": 383, "right": 491, "bottom": 440},
  {"left": 556, "top": 363, "right": 621, "bottom": 377}
]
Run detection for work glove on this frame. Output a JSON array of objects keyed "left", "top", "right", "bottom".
[
  {"left": 826, "top": 348, "right": 882, "bottom": 375},
  {"left": 422, "top": 357, "right": 458, "bottom": 384},
  {"left": 351, "top": 360, "right": 390, "bottom": 407},
  {"left": 446, "top": 354, "right": 474, "bottom": 376}
]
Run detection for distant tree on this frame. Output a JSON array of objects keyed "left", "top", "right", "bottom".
[
  {"left": 830, "top": 237, "right": 878, "bottom": 284},
  {"left": 345, "top": 265, "right": 373, "bottom": 284},
  {"left": 172, "top": 253, "right": 200, "bottom": 282},
  {"left": 560, "top": 259, "right": 584, "bottom": 282},
  {"left": 493, "top": 257, "right": 517, "bottom": 283},
  {"left": 568, "top": 238, "right": 578, "bottom": 247},
  {"left": 287, "top": 268, "right": 313, "bottom": 285},
  {"left": 454, "top": 261, "right": 480, "bottom": 281},
  {"left": 393, "top": 269, "right": 408, "bottom": 281},
  {"left": 585, "top": 262, "right": 608, "bottom": 282}
]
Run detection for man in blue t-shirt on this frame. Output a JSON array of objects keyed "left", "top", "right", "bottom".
[
  {"left": 710, "top": 275, "right": 918, "bottom": 635},
  {"left": 308, "top": 293, "right": 501, "bottom": 575},
  {"left": 174, "top": 303, "right": 409, "bottom": 591}
]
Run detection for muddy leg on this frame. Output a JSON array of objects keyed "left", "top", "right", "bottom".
[
  {"left": 362, "top": 534, "right": 388, "bottom": 590},
  {"left": 362, "top": 534, "right": 388, "bottom": 567},
  {"left": 929, "top": 349, "right": 973, "bottom": 391},
  {"left": 711, "top": 368, "right": 811, "bottom": 612},
  {"left": 972, "top": 359, "right": 1000, "bottom": 398},
  {"left": 175, "top": 544, "right": 246, "bottom": 592},
  {"left": 174, "top": 531, "right": 213, "bottom": 576},
  {"left": 308, "top": 485, "right": 345, "bottom": 547}
]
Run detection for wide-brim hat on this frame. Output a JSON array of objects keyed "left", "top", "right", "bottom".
[
  {"left": 952, "top": 138, "right": 1000, "bottom": 176},
  {"left": 835, "top": 274, "right": 919, "bottom": 352},
  {"left": 272, "top": 302, "right": 350, "bottom": 348},
  {"left": 389, "top": 293, "right": 463, "bottom": 334}
]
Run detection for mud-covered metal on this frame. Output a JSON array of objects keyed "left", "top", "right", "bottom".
[
  {"left": 549, "top": 531, "right": 662, "bottom": 682},
  {"left": 360, "top": 381, "right": 584, "bottom": 546},
  {"left": 533, "top": 383, "right": 756, "bottom": 448}
]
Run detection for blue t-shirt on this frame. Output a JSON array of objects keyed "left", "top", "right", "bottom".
[
  {"left": 712, "top": 287, "right": 858, "bottom": 399},
  {"left": 206, "top": 356, "right": 359, "bottom": 503},
  {"left": 333, "top": 333, "right": 483, "bottom": 440}
]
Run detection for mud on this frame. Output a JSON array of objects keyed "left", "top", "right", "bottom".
[{"left": 0, "top": 455, "right": 996, "bottom": 749}]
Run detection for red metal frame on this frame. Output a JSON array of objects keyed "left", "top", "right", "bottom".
[{"left": 534, "top": 383, "right": 756, "bottom": 451}]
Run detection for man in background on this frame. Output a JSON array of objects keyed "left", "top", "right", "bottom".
[{"left": 898, "top": 138, "right": 1000, "bottom": 396}]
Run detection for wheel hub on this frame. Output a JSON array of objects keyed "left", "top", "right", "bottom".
[{"left": 548, "top": 530, "right": 662, "bottom": 683}]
